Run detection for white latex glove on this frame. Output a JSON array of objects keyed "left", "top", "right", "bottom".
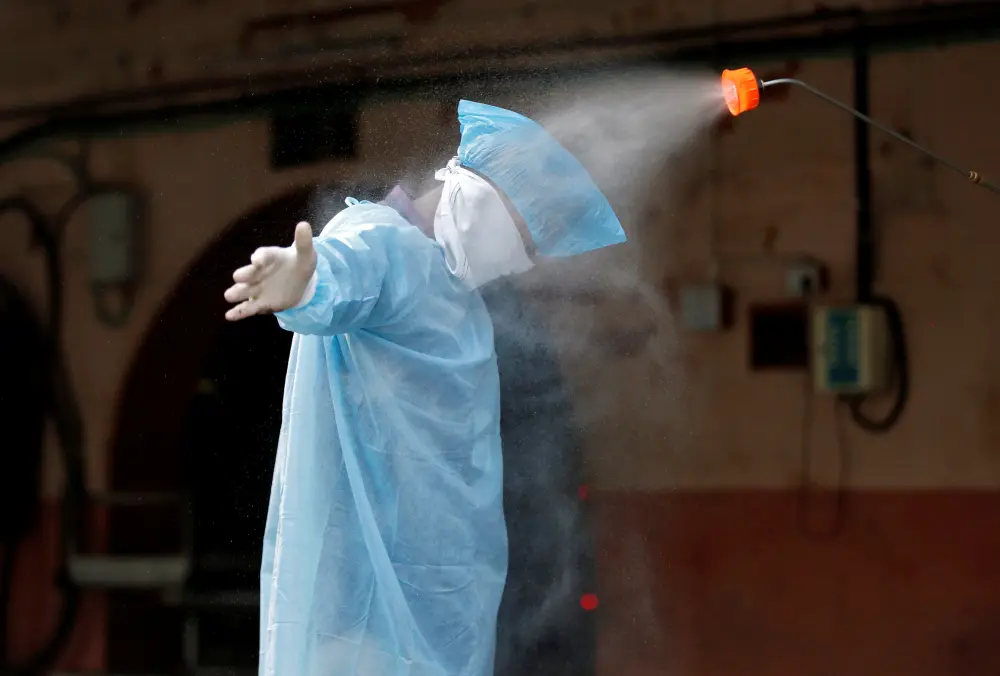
[{"left": 225, "top": 221, "right": 317, "bottom": 321}]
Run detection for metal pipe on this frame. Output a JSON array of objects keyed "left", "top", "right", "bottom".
[
  {"left": 852, "top": 33, "right": 874, "bottom": 302},
  {"left": 761, "top": 77, "right": 1000, "bottom": 195}
]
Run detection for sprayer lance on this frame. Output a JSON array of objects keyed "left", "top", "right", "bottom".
[{"left": 720, "top": 67, "right": 1000, "bottom": 196}]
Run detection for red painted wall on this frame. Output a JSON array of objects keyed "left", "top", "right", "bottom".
[
  {"left": 595, "top": 491, "right": 1000, "bottom": 675},
  {"left": 6, "top": 502, "right": 106, "bottom": 672},
  {"left": 14, "top": 491, "right": 1000, "bottom": 674}
]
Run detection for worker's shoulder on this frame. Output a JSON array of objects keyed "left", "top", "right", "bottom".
[{"left": 320, "top": 202, "right": 417, "bottom": 237}]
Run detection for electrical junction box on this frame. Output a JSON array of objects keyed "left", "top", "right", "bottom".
[{"left": 811, "top": 305, "right": 890, "bottom": 394}]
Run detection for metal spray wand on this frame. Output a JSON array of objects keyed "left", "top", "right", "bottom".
[{"left": 720, "top": 67, "right": 1000, "bottom": 196}]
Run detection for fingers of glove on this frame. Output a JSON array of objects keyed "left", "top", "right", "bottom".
[
  {"left": 293, "top": 222, "right": 313, "bottom": 254},
  {"left": 225, "top": 298, "right": 265, "bottom": 322},
  {"left": 224, "top": 282, "right": 260, "bottom": 304},
  {"left": 250, "top": 246, "right": 282, "bottom": 268},
  {"left": 232, "top": 263, "right": 267, "bottom": 284}
]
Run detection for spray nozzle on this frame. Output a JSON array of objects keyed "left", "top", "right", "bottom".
[
  {"left": 717, "top": 66, "right": 1000, "bottom": 195},
  {"left": 720, "top": 68, "right": 761, "bottom": 117}
]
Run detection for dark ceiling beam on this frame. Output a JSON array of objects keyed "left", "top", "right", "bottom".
[{"left": 1, "top": 1, "right": 999, "bottom": 160}]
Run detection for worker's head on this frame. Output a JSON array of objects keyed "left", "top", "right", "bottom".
[
  {"left": 422, "top": 100, "right": 625, "bottom": 289},
  {"left": 454, "top": 99, "right": 626, "bottom": 257}
]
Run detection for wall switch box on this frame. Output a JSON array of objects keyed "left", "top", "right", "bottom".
[{"left": 680, "top": 283, "right": 732, "bottom": 332}]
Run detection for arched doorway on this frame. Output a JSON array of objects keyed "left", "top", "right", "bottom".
[{"left": 105, "top": 183, "right": 387, "bottom": 671}]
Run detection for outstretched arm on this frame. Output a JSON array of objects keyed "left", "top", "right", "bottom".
[
  {"left": 224, "top": 221, "right": 317, "bottom": 322},
  {"left": 224, "top": 218, "right": 401, "bottom": 336}
]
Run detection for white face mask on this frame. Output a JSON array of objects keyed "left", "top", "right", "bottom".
[{"left": 433, "top": 158, "right": 535, "bottom": 290}]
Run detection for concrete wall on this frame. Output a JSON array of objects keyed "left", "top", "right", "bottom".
[{"left": 3, "top": 0, "right": 1000, "bottom": 672}]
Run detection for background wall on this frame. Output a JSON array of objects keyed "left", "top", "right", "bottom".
[{"left": 2, "top": 1, "right": 1000, "bottom": 674}]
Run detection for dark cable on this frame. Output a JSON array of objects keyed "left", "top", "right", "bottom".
[
  {"left": 0, "top": 273, "right": 48, "bottom": 666},
  {"left": 797, "top": 384, "right": 850, "bottom": 540},
  {"left": 0, "top": 199, "right": 59, "bottom": 330},
  {"left": 0, "top": 197, "right": 87, "bottom": 676},
  {"left": 843, "top": 296, "right": 910, "bottom": 433},
  {"left": 852, "top": 35, "right": 874, "bottom": 305}
]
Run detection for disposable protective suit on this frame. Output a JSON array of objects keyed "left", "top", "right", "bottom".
[{"left": 258, "top": 99, "right": 625, "bottom": 676}]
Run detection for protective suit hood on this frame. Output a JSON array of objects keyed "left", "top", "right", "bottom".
[
  {"left": 455, "top": 99, "right": 626, "bottom": 258},
  {"left": 433, "top": 158, "right": 535, "bottom": 290}
]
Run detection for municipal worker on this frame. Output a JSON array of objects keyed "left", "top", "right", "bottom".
[{"left": 224, "top": 100, "right": 625, "bottom": 676}]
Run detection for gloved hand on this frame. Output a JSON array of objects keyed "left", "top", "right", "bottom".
[{"left": 224, "top": 221, "right": 317, "bottom": 321}]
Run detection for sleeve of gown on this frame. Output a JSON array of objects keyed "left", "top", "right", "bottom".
[{"left": 274, "top": 225, "right": 416, "bottom": 336}]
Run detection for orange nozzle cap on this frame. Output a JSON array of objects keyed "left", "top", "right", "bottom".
[{"left": 721, "top": 67, "right": 760, "bottom": 117}]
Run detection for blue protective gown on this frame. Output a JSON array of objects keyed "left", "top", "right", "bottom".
[{"left": 259, "top": 200, "right": 507, "bottom": 676}]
